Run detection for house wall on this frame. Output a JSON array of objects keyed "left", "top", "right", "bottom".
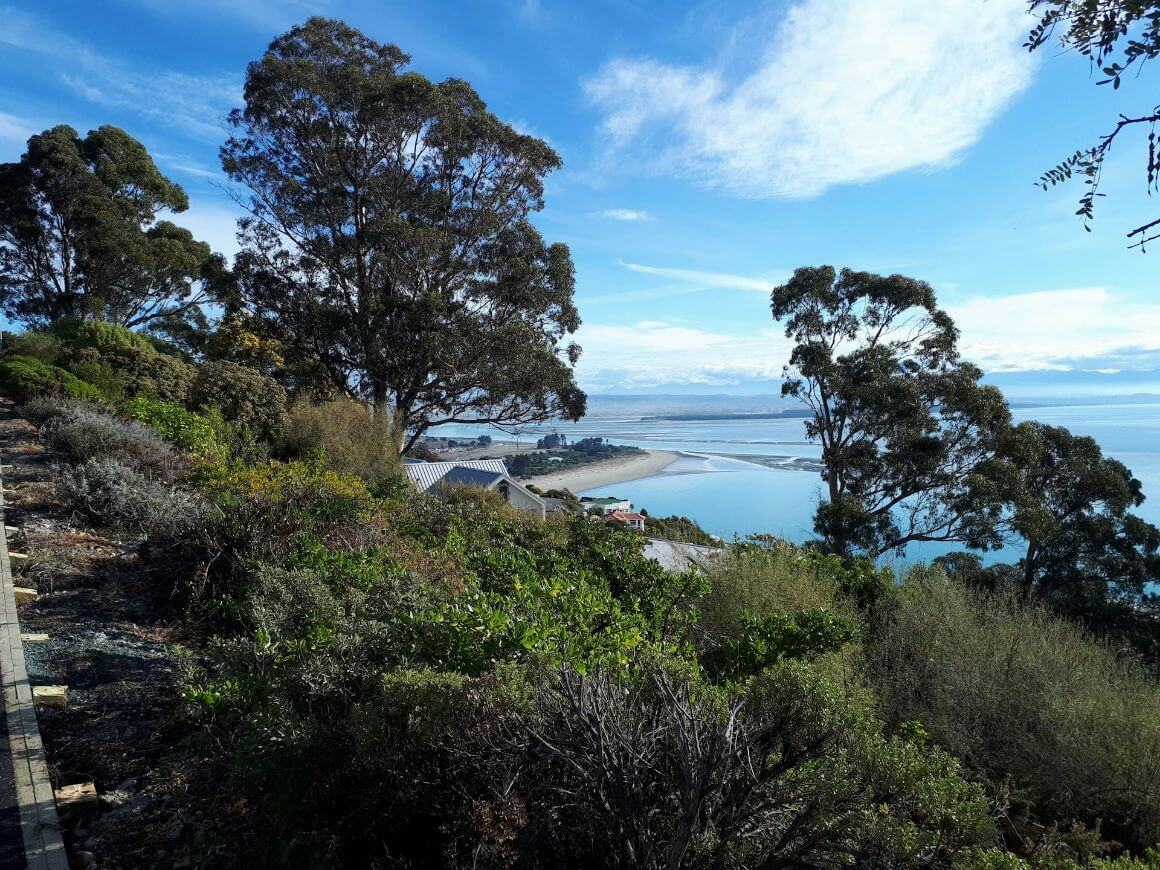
[{"left": 501, "top": 482, "right": 547, "bottom": 520}]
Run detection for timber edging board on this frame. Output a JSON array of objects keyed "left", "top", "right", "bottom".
[{"left": 0, "top": 446, "right": 68, "bottom": 869}]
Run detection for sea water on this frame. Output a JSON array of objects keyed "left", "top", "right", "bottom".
[{"left": 431, "top": 402, "right": 1160, "bottom": 564}]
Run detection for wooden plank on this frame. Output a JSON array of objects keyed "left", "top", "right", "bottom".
[{"left": 0, "top": 464, "right": 68, "bottom": 868}]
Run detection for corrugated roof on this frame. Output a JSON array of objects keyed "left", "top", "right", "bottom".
[{"left": 404, "top": 459, "right": 509, "bottom": 492}]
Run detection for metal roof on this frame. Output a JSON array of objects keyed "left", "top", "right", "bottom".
[
  {"left": 440, "top": 466, "right": 506, "bottom": 488},
  {"left": 403, "top": 459, "right": 509, "bottom": 492}
]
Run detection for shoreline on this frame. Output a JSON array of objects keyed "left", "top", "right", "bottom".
[{"left": 521, "top": 449, "right": 679, "bottom": 493}]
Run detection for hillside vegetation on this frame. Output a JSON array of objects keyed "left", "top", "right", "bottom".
[{"left": 0, "top": 319, "right": 1152, "bottom": 867}]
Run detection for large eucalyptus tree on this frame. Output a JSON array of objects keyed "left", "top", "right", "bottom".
[{"left": 222, "top": 18, "right": 585, "bottom": 451}]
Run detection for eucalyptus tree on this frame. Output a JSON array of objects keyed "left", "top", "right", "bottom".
[
  {"left": 0, "top": 125, "right": 222, "bottom": 327},
  {"left": 1001, "top": 421, "right": 1160, "bottom": 607},
  {"left": 222, "top": 18, "right": 585, "bottom": 452},
  {"left": 771, "top": 266, "right": 1014, "bottom": 559}
]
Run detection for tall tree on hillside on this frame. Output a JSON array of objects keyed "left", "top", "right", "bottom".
[
  {"left": 1002, "top": 421, "right": 1160, "bottom": 602},
  {"left": 772, "top": 266, "right": 1014, "bottom": 559},
  {"left": 221, "top": 18, "right": 585, "bottom": 452},
  {"left": 1026, "top": 1, "right": 1160, "bottom": 248},
  {"left": 0, "top": 125, "right": 224, "bottom": 327}
]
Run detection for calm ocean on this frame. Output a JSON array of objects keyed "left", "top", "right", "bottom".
[{"left": 432, "top": 402, "right": 1160, "bottom": 564}]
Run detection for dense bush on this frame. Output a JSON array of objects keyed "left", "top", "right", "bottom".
[
  {"left": 189, "top": 360, "right": 287, "bottom": 442},
  {"left": 17, "top": 396, "right": 74, "bottom": 427},
  {"left": 868, "top": 567, "right": 1160, "bottom": 852},
  {"left": 0, "top": 355, "right": 101, "bottom": 403},
  {"left": 282, "top": 397, "right": 400, "bottom": 481},
  {"left": 56, "top": 457, "right": 212, "bottom": 537},
  {"left": 643, "top": 513, "right": 717, "bottom": 545},
  {"left": 121, "top": 395, "right": 220, "bottom": 455},
  {"left": 2, "top": 331, "right": 63, "bottom": 364},
  {"left": 190, "top": 459, "right": 372, "bottom": 573},
  {"left": 49, "top": 319, "right": 153, "bottom": 353},
  {"left": 41, "top": 405, "right": 186, "bottom": 480}
]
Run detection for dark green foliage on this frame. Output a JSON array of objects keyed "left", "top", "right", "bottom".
[
  {"left": 1001, "top": 422, "right": 1160, "bottom": 608},
  {"left": 63, "top": 344, "right": 197, "bottom": 403},
  {"left": 772, "top": 266, "right": 1014, "bottom": 558},
  {"left": 223, "top": 18, "right": 585, "bottom": 451},
  {"left": 50, "top": 319, "right": 153, "bottom": 353},
  {"left": 868, "top": 568, "right": 1160, "bottom": 851},
  {"left": 705, "top": 608, "right": 860, "bottom": 681},
  {"left": 0, "top": 125, "right": 223, "bottom": 326},
  {"left": 189, "top": 359, "right": 286, "bottom": 442},
  {"left": 0, "top": 354, "right": 100, "bottom": 402},
  {"left": 1, "top": 330, "right": 62, "bottom": 363},
  {"left": 643, "top": 513, "right": 716, "bottom": 545},
  {"left": 491, "top": 661, "right": 995, "bottom": 869},
  {"left": 504, "top": 440, "right": 643, "bottom": 477}
]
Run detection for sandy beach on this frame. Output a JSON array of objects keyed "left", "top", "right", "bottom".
[{"left": 520, "top": 449, "right": 679, "bottom": 493}]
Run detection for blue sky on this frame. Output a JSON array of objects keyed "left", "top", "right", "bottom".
[{"left": 3, "top": 0, "right": 1160, "bottom": 396}]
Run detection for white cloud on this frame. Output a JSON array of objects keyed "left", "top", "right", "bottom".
[
  {"left": 573, "top": 288, "right": 1160, "bottom": 392},
  {"left": 600, "top": 208, "right": 653, "bottom": 221},
  {"left": 574, "top": 320, "right": 792, "bottom": 391},
  {"left": 946, "top": 287, "right": 1160, "bottom": 372},
  {"left": 584, "top": 0, "right": 1035, "bottom": 198},
  {"left": 619, "top": 260, "right": 779, "bottom": 292}
]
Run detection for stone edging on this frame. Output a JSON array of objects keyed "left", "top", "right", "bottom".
[{"left": 0, "top": 440, "right": 68, "bottom": 869}]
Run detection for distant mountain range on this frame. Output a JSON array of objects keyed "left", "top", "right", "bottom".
[{"left": 585, "top": 369, "right": 1160, "bottom": 419}]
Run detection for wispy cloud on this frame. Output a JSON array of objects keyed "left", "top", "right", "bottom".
[
  {"left": 584, "top": 0, "right": 1035, "bottom": 198},
  {"left": 575, "top": 320, "right": 792, "bottom": 391},
  {"left": 0, "top": 112, "right": 35, "bottom": 145},
  {"left": 600, "top": 208, "right": 653, "bottom": 221},
  {"left": 119, "top": 0, "right": 334, "bottom": 30},
  {"left": 2, "top": 7, "right": 240, "bottom": 141},
  {"left": 947, "top": 287, "right": 1160, "bottom": 373},
  {"left": 619, "top": 260, "right": 779, "bottom": 292},
  {"left": 574, "top": 287, "right": 1160, "bottom": 392}
]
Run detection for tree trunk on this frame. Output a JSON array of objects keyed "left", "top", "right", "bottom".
[{"left": 1022, "top": 542, "right": 1037, "bottom": 599}]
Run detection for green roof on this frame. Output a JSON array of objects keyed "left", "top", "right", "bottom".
[{"left": 587, "top": 496, "right": 626, "bottom": 505}]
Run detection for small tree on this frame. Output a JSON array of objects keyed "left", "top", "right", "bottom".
[
  {"left": 1004, "top": 422, "right": 1160, "bottom": 600},
  {"left": 772, "top": 266, "right": 1013, "bottom": 559},
  {"left": 222, "top": 18, "right": 585, "bottom": 453},
  {"left": 0, "top": 125, "right": 223, "bottom": 327}
]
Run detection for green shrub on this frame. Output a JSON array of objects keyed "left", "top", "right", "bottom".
[
  {"left": 0, "top": 355, "right": 101, "bottom": 402},
  {"left": 101, "top": 346, "right": 195, "bottom": 402},
  {"left": 55, "top": 457, "right": 211, "bottom": 537},
  {"left": 121, "top": 395, "right": 219, "bottom": 455},
  {"left": 189, "top": 360, "right": 287, "bottom": 442},
  {"left": 2, "top": 331, "right": 63, "bottom": 364},
  {"left": 283, "top": 397, "right": 400, "bottom": 482},
  {"left": 869, "top": 567, "right": 1160, "bottom": 850},
  {"left": 704, "top": 607, "right": 861, "bottom": 682},
  {"left": 50, "top": 318, "right": 153, "bottom": 353}
]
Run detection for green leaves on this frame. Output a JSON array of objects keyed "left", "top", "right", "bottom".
[
  {"left": 0, "top": 125, "right": 219, "bottom": 327},
  {"left": 223, "top": 18, "right": 584, "bottom": 450}
]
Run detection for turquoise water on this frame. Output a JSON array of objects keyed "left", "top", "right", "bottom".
[{"left": 432, "top": 402, "right": 1160, "bottom": 562}]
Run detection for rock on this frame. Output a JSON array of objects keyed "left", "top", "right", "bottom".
[
  {"left": 98, "top": 789, "right": 133, "bottom": 812},
  {"left": 76, "top": 851, "right": 96, "bottom": 868},
  {"left": 163, "top": 818, "right": 184, "bottom": 841}
]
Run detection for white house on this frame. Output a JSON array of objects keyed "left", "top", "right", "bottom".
[
  {"left": 403, "top": 459, "right": 546, "bottom": 519},
  {"left": 579, "top": 496, "right": 633, "bottom": 515}
]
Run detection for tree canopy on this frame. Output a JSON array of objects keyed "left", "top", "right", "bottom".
[
  {"left": 771, "top": 266, "right": 1013, "bottom": 559},
  {"left": 222, "top": 17, "right": 585, "bottom": 451},
  {"left": 1027, "top": 1, "right": 1160, "bottom": 248},
  {"left": 0, "top": 125, "right": 223, "bottom": 327}
]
